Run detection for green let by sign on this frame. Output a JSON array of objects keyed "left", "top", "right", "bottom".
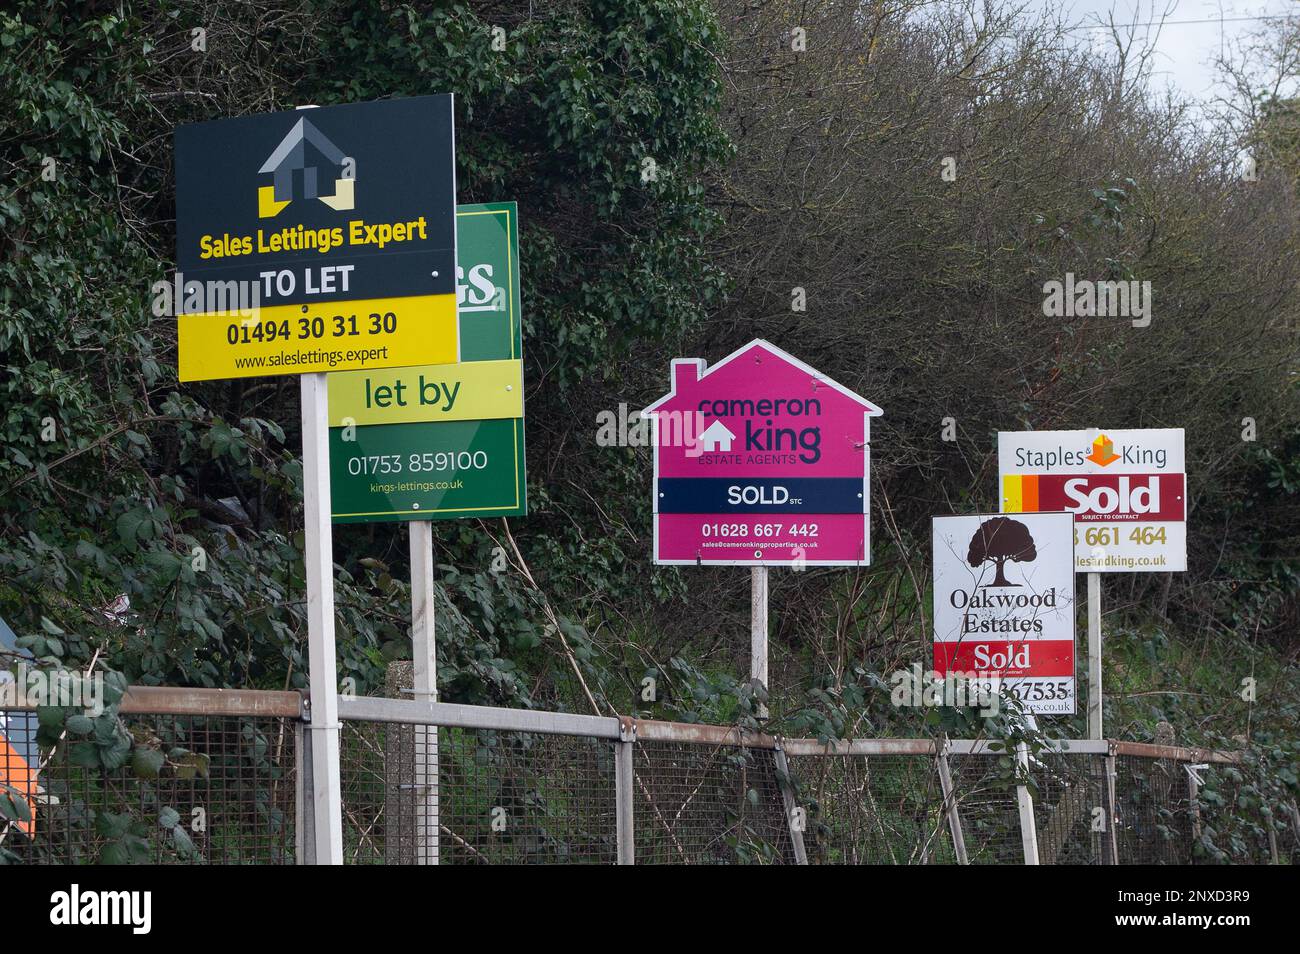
[{"left": 329, "top": 202, "right": 526, "bottom": 523}]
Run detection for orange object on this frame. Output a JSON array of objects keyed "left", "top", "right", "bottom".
[
  {"left": 1022, "top": 473, "right": 1039, "bottom": 511},
  {"left": 0, "top": 732, "right": 36, "bottom": 837}
]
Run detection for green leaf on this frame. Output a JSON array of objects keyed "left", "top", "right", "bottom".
[
  {"left": 171, "top": 824, "right": 199, "bottom": 860},
  {"left": 132, "top": 747, "right": 165, "bottom": 779},
  {"left": 96, "top": 811, "right": 133, "bottom": 839},
  {"left": 174, "top": 751, "right": 210, "bottom": 780},
  {"left": 100, "top": 842, "right": 130, "bottom": 865},
  {"left": 0, "top": 790, "right": 32, "bottom": 823},
  {"left": 70, "top": 743, "right": 101, "bottom": 769}
]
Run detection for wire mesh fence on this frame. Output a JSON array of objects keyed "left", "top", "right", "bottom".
[
  {"left": 787, "top": 752, "right": 955, "bottom": 864},
  {"left": 1031, "top": 750, "right": 1110, "bottom": 865},
  {"left": 945, "top": 751, "right": 1027, "bottom": 864},
  {"left": 1, "top": 707, "right": 297, "bottom": 864},
  {"left": 1113, "top": 752, "right": 1195, "bottom": 864},
  {"left": 1186, "top": 758, "right": 1299, "bottom": 865},
  {"left": 632, "top": 739, "right": 793, "bottom": 864},
  {"left": 339, "top": 720, "right": 617, "bottom": 864},
  {"left": 5, "top": 688, "right": 1291, "bottom": 866}
]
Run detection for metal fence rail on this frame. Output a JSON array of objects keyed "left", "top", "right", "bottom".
[{"left": 6, "top": 687, "right": 1289, "bottom": 865}]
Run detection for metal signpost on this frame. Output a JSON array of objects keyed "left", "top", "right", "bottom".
[
  {"left": 409, "top": 517, "right": 438, "bottom": 864},
  {"left": 300, "top": 367, "right": 343, "bottom": 864},
  {"left": 643, "top": 340, "right": 883, "bottom": 710},
  {"left": 932, "top": 512, "right": 1077, "bottom": 715},
  {"left": 998, "top": 429, "right": 1187, "bottom": 737},
  {"left": 173, "top": 95, "right": 460, "bottom": 863}
]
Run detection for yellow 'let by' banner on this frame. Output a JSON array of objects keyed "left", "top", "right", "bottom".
[
  {"left": 177, "top": 293, "right": 458, "bottom": 382},
  {"left": 328, "top": 359, "right": 523, "bottom": 427}
]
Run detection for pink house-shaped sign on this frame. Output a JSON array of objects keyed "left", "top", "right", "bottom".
[{"left": 642, "top": 339, "right": 882, "bottom": 566}]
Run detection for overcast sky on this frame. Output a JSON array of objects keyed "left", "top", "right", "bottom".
[{"left": 1043, "top": 0, "right": 1294, "bottom": 99}]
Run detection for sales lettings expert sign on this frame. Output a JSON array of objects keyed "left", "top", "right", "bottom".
[{"left": 172, "top": 95, "right": 458, "bottom": 381}]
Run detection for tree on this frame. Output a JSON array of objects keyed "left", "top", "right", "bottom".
[{"left": 966, "top": 517, "right": 1037, "bottom": 587}]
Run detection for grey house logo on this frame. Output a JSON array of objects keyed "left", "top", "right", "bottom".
[{"left": 257, "top": 117, "right": 355, "bottom": 218}]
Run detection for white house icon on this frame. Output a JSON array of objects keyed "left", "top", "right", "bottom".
[{"left": 696, "top": 420, "right": 736, "bottom": 452}]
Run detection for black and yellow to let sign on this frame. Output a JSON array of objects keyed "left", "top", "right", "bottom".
[{"left": 172, "top": 95, "right": 458, "bottom": 381}]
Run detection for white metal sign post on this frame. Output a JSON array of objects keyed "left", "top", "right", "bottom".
[
  {"left": 998, "top": 428, "right": 1187, "bottom": 738},
  {"left": 1087, "top": 571, "right": 1102, "bottom": 739},
  {"left": 294, "top": 105, "right": 343, "bottom": 865},
  {"left": 751, "top": 566, "right": 769, "bottom": 718},
  {"left": 301, "top": 372, "right": 344, "bottom": 864},
  {"left": 1015, "top": 734, "right": 1040, "bottom": 865},
  {"left": 409, "top": 520, "right": 439, "bottom": 864}
]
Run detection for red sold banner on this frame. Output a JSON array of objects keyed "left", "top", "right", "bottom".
[
  {"left": 933, "top": 640, "right": 1075, "bottom": 678},
  {"left": 1015, "top": 472, "right": 1185, "bottom": 523}
]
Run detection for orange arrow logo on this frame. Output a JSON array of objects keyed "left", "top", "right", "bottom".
[{"left": 1086, "top": 433, "right": 1120, "bottom": 466}]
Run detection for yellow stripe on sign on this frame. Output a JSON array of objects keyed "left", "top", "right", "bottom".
[
  {"left": 177, "top": 294, "right": 458, "bottom": 382},
  {"left": 328, "top": 359, "right": 524, "bottom": 427},
  {"left": 1002, "top": 474, "right": 1024, "bottom": 512}
]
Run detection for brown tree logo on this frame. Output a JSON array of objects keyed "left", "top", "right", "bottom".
[{"left": 967, "top": 517, "right": 1037, "bottom": 587}]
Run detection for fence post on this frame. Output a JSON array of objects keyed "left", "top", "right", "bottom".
[
  {"left": 1104, "top": 751, "right": 1120, "bottom": 864},
  {"left": 1015, "top": 740, "right": 1040, "bottom": 865},
  {"left": 615, "top": 718, "right": 635, "bottom": 865},
  {"left": 297, "top": 720, "right": 317, "bottom": 865},
  {"left": 751, "top": 566, "right": 769, "bottom": 719},
  {"left": 1186, "top": 763, "right": 1202, "bottom": 841},
  {"left": 1087, "top": 572, "right": 1104, "bottom": 739},
  {"left": 294, "top": 720, "right": 303, "bottom": 865},
  {"left": 936, "top": 745, "right": 968, "bottom": 865},
  {"left": 773, "top": 744, "right": 808, "bottom": 865}
]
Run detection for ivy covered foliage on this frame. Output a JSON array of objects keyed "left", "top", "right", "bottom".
[{"left": 0, "top": 0, "right": 726, "bottom": 715}]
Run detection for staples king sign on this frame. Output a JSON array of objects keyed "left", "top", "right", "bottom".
[
  {"left": 999, "top": 428, "right": 1186, "bottom": 572},
  {"left": 643, "top": 340, "right": 882, "bottom": 566}
]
